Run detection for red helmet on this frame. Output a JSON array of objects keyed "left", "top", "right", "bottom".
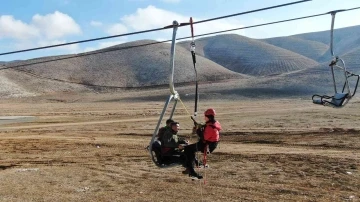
[{"left": 204, "top": 108, "right": 216, "bottom": 116}]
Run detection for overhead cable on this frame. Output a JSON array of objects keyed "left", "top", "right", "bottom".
[
  {"left": 0, "top": 0, "right": 311, "bottom": 56},
  {"left": 2, "top": 6, "right": 360, "bottom": 71}
]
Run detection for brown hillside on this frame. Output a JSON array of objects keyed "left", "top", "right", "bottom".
[
  {"left": 261, "top": 36, "right": 329, "bottom": 61},
  {"left": 342, "top": 47, "right": 360, "bottom": 73},
  {"left": 4, "top": 40, "right": 246, "bottom": 94},
  {"left": 293, "top": 25, "right": 360, "bottom": 62},
  {"left": 181, "top": 34, "right": 319, "bottom": 76}
]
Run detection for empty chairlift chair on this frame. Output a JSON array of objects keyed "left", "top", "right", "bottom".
[{"left": 312, "top": 10, "right": 360, "bottom": 108}]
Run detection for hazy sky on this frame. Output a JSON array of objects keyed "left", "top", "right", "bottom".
[{"left": 0, "top": 0, "right": 359, "bottom": 61}]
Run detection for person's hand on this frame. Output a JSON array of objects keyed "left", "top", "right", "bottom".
[
  {"left": 196, "top": 123, "right": 203, "bottom": 129},
  {"left": 185, "top": 140, "right": 189, "bottom": 144},
  {"left": 178, "top": 145, "right": 184, "bottom": 150},
  {"left": 192, "top": 126, "right": 197, "bottom": 134}
]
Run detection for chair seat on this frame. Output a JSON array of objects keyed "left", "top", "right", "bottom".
[
  {"left": 312, "top": 93, "right": 348, "bottom": 107},
  {"left": 330, "top": 93, "right": 348, "bottom": 106},
  {"left": 313, "top": 99, "right": 323, "bottom": 105}
]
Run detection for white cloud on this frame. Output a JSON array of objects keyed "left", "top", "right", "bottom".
[
  {"left": 121, "top": 5, "right": 186, "bottom": 31},
  {"left": 120, "top": 5, "right": 244, "bottom": 38},
  {"left": 106, "top": 23, "right": 128, "bottom": 35},
  {"left": 192, "top": 18, "right": 245, "bottom": 37},
  {"left": 90, "top": 20, "right": 103, "bottom": 27},
  {"left": 0, "top": 11, "right": 81, "bottom": 41},
  {"left": 0, "top": 15, "right": 39, "bottom": 40},
  {"left": 160, "top": 0, "right": 181, "bottom": 3},
  {"left": 32, "top": 11, "right": 81, "bottom": 39}
]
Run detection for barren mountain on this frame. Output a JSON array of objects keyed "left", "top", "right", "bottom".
[
  {"left": 292, "top": 25, "right": 360, "bottom": 62},
  {"left": 342, "top": 47, "right": 360, "bottom": 71},
  {"left": 261, "top": 36, "right": 329, "bottom": 61},
  {"left": 1, "top": 24, "right": 359, "bottom": 99},
  {"left": 246, "top": 62, "right": 359, "bottom": 100},
  {"left": 180, "top": 34, "right": 319, "bottom": 76},
  {"left": 0, "top": 71, "right": 36, "bottom": 98},
  {"left": 3, "top": 40, "right": 246, "bottom": 95}
]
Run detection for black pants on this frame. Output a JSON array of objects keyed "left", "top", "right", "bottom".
[{"left": 184, "top": 141, "right": 218, "bottom": 173}]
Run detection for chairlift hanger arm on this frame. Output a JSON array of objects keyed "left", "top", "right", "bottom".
[
  {"left": 166, "top": 20, "right": 195, "bottom": 99},
  {"left": 332, "top": 64, "right": 359, "bottom": 77},
  {"left": 328, "top": 12, "right": 351, "bottom": 95},
  {"left": 149, "top": 20, "right": 183, "bottom": 168},
  {"left": 351, "top": 76, "right": 360, "bottom": 97},
  {"left": 344, "top": 74, "right": 360, "bottom": 97},
  {"left": 312, "top": 9, "right": 359, "bottom": 108},
  {"left": 189, "top": 17, "right": 199, "bottom": 117},
  {"left": 168, "top": 21, "right": 179, "bottom": 98}
]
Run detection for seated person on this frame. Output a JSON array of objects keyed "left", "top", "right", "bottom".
[
  {"left": 157, "top": 119, "right": 174, "bottom": 142},
  {"left": 150, "top": 119, "right": 174, "bottom": 152},
  {"left": 161, "top": 122, "right": 188, "bottom": 164},
  {"left": 184, "top": 108, "right": 222, "bottom": 179},
  {"left": 162, "top": 122, "right": 188, "bottom": 153}
]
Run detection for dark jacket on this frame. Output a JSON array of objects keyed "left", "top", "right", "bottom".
[
  {"left": 157, "top": 126, "right": 170, "bottom": 141},
  {"left": 162, "top": 128, "right": 180, "bottom": 148}
]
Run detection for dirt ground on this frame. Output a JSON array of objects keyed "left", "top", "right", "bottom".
[{"left": 0, "top": 92, "right": 359, "bottom": 202}]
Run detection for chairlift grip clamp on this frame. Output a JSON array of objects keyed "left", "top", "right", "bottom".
[
  {"left": 327, "top": 9, "right": 347, "bottom": 15},
  {"left": 329, "top": 56, "right": 339, "bottom": 66}
]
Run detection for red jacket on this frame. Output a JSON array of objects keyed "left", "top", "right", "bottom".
[{"left": 203, "top": 121, "right": 221, "bottom": 142}]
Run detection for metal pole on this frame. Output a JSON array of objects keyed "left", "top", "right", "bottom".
[
  {"left": 329, "top": 12, "right": 337, "bottom": 93},
  {"left": 169, "top": 21, "right": 179, "bottom": 97},
  {"left": 330, "top": 12, "right": 336, "bottom": 57},
  {"left": 339, "top": 59, "right": 351, "bottom": 95},
  {"left": 331, "top": 66, "right": 337, "bottom": 93},
  {"left": 149, "top": 20, "right": 181, "bottom": 166},
  {"left": 169, "top": 99, "right": 178, "bottom": 120},
  {"left": 149, "top": 95, "right": 173, "bottom": 155}
]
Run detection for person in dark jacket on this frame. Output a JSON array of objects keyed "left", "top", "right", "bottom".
[
  {"left": 149, "top": 119, "right": 174, "bottom": 152},
  {"left": 161, "top": 122, "right": 188, "bottom": 165},
  {"left": 162, "top": 122, "right": 188, "bottom": 152},
  {"left": 157, "top": 119, "right": 174, "bottom": 142},
  {"left": 183, "top": 108, "right": 222, "bottom": 179}
]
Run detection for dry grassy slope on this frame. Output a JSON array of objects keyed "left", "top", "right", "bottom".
[
  {"left": 343, "top": 47, "right": 360, "bottom": 68},
  {"left": 6, "top": 40, "right": 246, "bottom": 90},
  {"left": 341, "top": 47, "right": 360, "bottom": 82},
  {"left": 186, "top": 34, "right": 319, "bottom": 76},
  {"left": 0, "top": 70, "right": 37, "bottom": 98},
  {"left": 293, "top": 25, "right": 360, "bottom": 62},
  {"left": 261, "top": 36, "right": 329, "bottom": 61},
  {"left": 256, "top": 61, "right": 360, "bottom": 98},
  {"left": 2, "top": 69, "right": 90, "bottom": 96}
]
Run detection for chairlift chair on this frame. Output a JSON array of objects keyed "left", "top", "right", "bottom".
[
  {"left": 149, "top": 18, "right": 199, "bottom": 168},
  {"left": 312, "top": 11, "right": 360, "bottom": 108}
]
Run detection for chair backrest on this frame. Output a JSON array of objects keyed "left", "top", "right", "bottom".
[{"left": 331, "top": 93, "right": 348, "bottom": 106}]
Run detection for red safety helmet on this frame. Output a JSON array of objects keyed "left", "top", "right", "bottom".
[{"left": 204, "top": 108, "right": 216, "bottom": 116}]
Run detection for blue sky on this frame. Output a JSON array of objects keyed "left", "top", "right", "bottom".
[{"left": 0, "top": 0, "right": 359, "bottom": 61}]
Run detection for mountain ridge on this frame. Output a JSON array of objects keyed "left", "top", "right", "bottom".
[{"left": 0, "top": 24, "right": 359, "bottom": 99}]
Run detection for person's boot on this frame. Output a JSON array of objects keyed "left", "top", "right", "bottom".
[
  {"left": 194, "top": 158, "right": 199, "bottom": 167},
  {"left": 189, "top": 171, "right": 203, "bottom": 180},
  {"left": 182, "top": 168, "right": 189, "bottom": 174}
]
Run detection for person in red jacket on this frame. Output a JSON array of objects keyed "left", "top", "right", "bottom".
[{"left": 183, "top": 108, "right": 222, "bottom": 179}]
